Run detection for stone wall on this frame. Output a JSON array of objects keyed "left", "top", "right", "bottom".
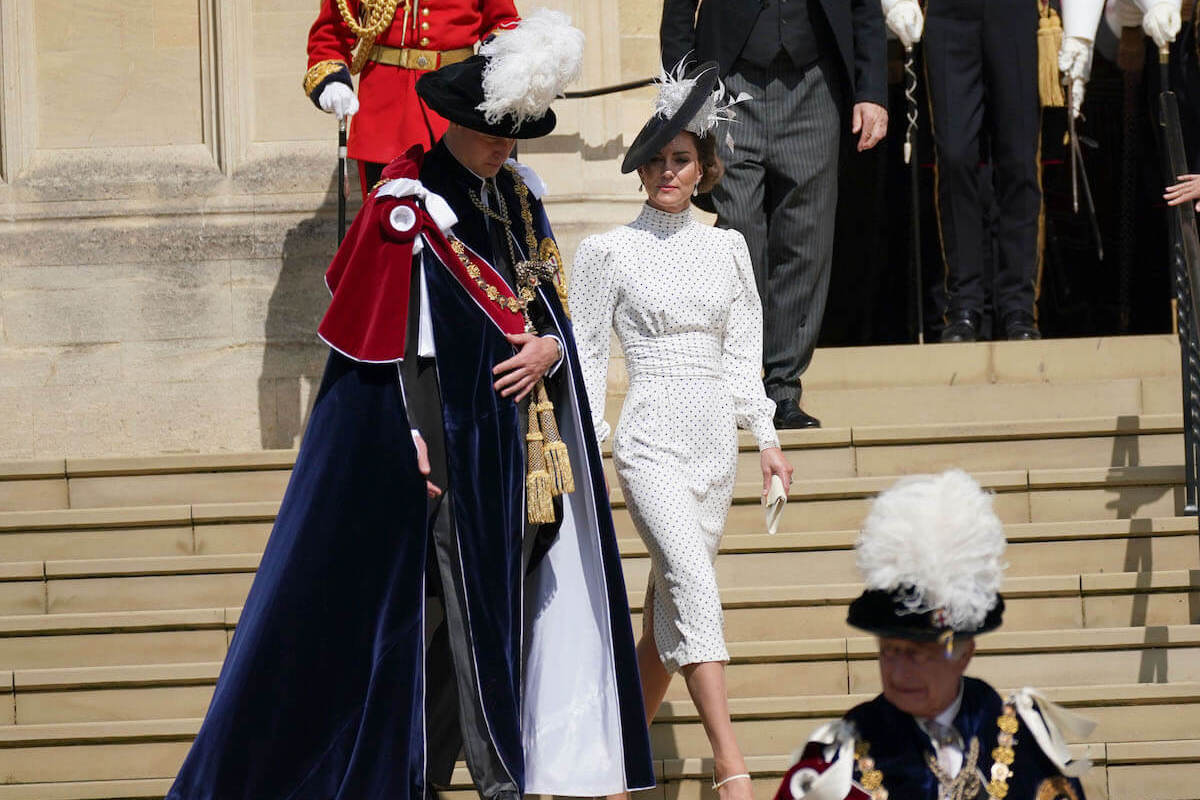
[{"left": 0, "top": 0, "right": 665, "bottom": 459}]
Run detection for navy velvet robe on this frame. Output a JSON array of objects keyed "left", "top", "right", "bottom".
[
  {"left": 845, "top": 677, "right": 1087, "bottom": 799},
  {"left": 167, "top": 152, "right": 654, "bottom": 799}
]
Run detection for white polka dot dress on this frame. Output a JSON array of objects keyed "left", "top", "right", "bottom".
[{"left": 569, "top": 204, "right": 780, "bottom": 672}]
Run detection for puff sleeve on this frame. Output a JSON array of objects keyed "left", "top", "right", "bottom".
[
  {"left": 722, "top": 230, "right": 780, "bottom": 451},
  {"left": 568, "top": 235, "right": 617, "bottom": 445}
]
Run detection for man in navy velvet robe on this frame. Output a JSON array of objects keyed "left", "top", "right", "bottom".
[
  {"left": 773, "top": 471, "right": 1092, "bottom": 800},
  {"left": 166, "top": 14, "right": 653, "bottom": 800}
]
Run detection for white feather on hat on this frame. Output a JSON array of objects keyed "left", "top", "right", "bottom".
[
  {"left": 653, "top": 57, "right": 750, "bottom": 139},
  {"left": 476, "top": 8, "right": 584, "bottom": 127},
  {"left": 855, "top": 469, "right": 1007, "bottom": 632}
]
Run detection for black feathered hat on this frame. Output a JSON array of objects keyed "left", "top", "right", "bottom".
[
  {"left": 620, "top": 61, "right": 724, "bottom": 174},
  {"left": 847, "top": 470, "right": 1007, "bottom": 644},
  {"left": 417, "top": 9, "right": 582, "bottom": 140}
]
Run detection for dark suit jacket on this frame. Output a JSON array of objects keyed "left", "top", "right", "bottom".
[{"left": 660, "top": 0, "right": 887, "bottom": 107}]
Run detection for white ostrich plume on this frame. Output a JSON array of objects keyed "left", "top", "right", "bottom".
[
  {"left": 653, "top": 57, "right": 751, "bottom": 142},
  {"left": 477, "top": 9, "right": 584, "bottom": 127},
  {"left": 855, "top": 469, "right": 1007, "bottom": 631}
]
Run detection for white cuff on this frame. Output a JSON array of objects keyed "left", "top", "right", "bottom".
[{"left": 543, "top": 334, "right": 565, "bottom": 377}]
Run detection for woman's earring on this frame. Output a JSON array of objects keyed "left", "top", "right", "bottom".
[
  {"left": 693, "top": 184, "right": 699, "bottom": 197},
  {"left": 638, "top": 180, "right": 644, "bottom": 191}
]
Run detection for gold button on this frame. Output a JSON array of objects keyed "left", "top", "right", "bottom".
[
  {"left": 416, "top": 55, "right": 429, "bottom": 68},
  {"left": 421, "top": 20, "right": 430, "bottom": 30},
  {"left": 421, "top": 7, "right": 429, "bottom": 14},
  {"left": 420, "top": 36, "right": 430, "bottom": 46}
]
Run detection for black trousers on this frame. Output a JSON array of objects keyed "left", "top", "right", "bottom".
[{"left": 924, "top": 0, "right": 1041, "bottom": 321}]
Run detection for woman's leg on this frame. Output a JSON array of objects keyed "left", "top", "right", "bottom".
[
  {"left": 637, "top": 598, "right": 673, "bottom": 724},
  {"left": 606, "top": 606, "right": 673, "bottom": 800},
  {"left": 681, "top": 661, "right": 752, "bottom": 800}
]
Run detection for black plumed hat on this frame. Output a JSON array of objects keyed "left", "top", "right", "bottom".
[
  {"left": 417, "top": 55, "right": 558, "bottom": 140},
  {"left": 416, "top": 9, "right": 583, "bottom": 141},
  {"left": 847, "top": 588, "right": 1005, "bottom": 641},
  {"left": 847, "top": 470, "right": 1009, "bottom": 644},
  {"left": 620, "top": 61, "right": 721, "bottom": 174}
]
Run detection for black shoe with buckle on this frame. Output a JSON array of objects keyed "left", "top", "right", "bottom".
[
  {"left": 1003, "top": 310, "right": 1041, "bottom": 340},
  {"left": 941, "top": 310, "right": 981, "bottom": 343},
  {"left": 774, "top": 398, "right": 821, "bottom": 429}
]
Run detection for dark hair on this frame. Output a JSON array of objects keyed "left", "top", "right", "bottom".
[{"left": 691, "top": 131, "right": 724, "bottom": 194}]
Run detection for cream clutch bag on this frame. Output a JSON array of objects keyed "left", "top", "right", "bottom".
[{"left": 762, "top": 474, "right": 787, "bottom": 535}]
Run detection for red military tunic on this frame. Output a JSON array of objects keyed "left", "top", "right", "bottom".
[{"left": 305, "top": 0, "right": 519, "bottom": 167}]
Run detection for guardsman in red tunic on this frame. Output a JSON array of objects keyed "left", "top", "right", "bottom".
[{"left": 304, "top": 0, "right": 519, "bottom": 196}]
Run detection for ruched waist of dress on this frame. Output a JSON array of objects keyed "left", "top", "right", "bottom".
[
  {"left": 627, "top": 364, "right": 723, "bottom": 381},
  {"left": 622, "top": 335, "right": 724, "bottom": 381}
]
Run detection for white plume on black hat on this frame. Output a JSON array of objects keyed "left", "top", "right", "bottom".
[
  {"left": 853, "top": 469, "right": 1007, "bottom": 635},
  {"left": 476, "top": 8, "right": 584, "bottom": 127}
]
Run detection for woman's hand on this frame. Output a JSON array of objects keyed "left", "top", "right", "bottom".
[
  {"left": 1165, "top": 174, "right": 1200, "bottom": 212},
  {"left": 493, "top": 333, "right": 562, "bottom": 401},
  {"left": 760, "top": 446, "right": 793, "bottom": 497}
]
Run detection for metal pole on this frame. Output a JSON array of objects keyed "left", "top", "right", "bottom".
[
  {"left": 904, "top": 45, "right": 925, "bottom": 344},
  {"left": 1156, "top": 44, "right": 1200, "bottom": 518},
  {"left": 338, "top": 118, "right": 348, "bottom": 244}
]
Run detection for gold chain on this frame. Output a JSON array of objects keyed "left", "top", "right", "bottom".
[
  {"left": 334, "top": 0, "right": 407, "bottom": 74},
  {"left": 852, "top": 702, "right": 1020, "bottom": 800},
  {"left": 449, "top": 239, "right": 537, "bottom": 319},
  {"left": 926, "top": 738, "right": 981, "bottom": 800},
  {"left": 335, "top": 0, "right": 401, "bottom": 39}
]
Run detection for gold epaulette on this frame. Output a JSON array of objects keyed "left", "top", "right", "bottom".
[{"left": 304, "top": 59, "right": 350, "bottom": 96}]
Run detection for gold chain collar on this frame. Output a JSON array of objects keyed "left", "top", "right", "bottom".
[
  {"left": 447, "top": 167, "right": 559, "bottom": 327},
  {"left": 853, "top": 701, "right": 1019, "bottom": 800}
]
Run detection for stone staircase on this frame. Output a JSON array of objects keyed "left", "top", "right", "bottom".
[{"left": 0, "top": 335, "right": 1196, "bottom": 799}]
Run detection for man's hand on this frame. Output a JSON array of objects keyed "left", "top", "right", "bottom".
[
  {"left": 852, "top": 102, "right": 888, "bottom": 152},
  {"left": 1143, "top": 0, "right": 1182, "bottom": 48},
  {"left": 1058, "top": 37, "right": 1093, "bottom": 119},
  {"left": 493, "top": 333, "right": 561, "bottom": 402},
  {"left": 884, "top": 0, "right": 924, "bottom": 48},
  {"left": 318, "top": 82, "right": 359, "bottom": 120},
  {"left": 1165, "top": 174, "right": 1200, "bottom": 212},
  {"left": 412, "top": 432, "right": 442, "bottom": 499}
]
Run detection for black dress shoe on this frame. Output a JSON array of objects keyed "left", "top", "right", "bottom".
[
  {"left": 774, "top": 398, "right": 821, "bottom": 429},
  {"left": 1003, "top": 310, "right": 1041, "bottom": 340},
  {"left": 941, "top": 310, "right": 981, "bottom": 343}
]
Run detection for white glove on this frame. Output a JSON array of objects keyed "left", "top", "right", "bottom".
[
  {"left": 1058, "top": 36, "right": 1094, "bottom": 118},
  {"left": 1142, "top": 0, "right": 1182, "bottom": 47},
  {"left": 318, "top": 82, "right": 359, "bottom": 120},
  {"left": 883, "top": 0, "right": 924, "bottom": 48}
]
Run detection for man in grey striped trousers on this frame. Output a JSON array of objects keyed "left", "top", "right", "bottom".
[{"left": 661, "top": 0, "right": 889, "bottom": 428}]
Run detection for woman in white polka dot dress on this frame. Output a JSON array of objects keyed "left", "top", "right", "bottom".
[{"left": 569, "top": 62, "right": 794, "bottom": 800}]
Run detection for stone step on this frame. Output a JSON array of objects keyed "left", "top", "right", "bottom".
[
  {"left": 0, "top": 678, "right": 1179, "bottom": 800},
  {"left": 8, "top": 545, "right": 1198, "bottom": 640},
  {"left": 602, "top": 376, "right": 1177, "bottom": 429},
  {"left": 602, "top": 335, "right": 1183, "bottom": 396},
  {"left": 2, "top": 487, "right": 1195, "bottom": 570},
  {"left": 0, "top": 606, "right": 1195, "bottom": 693},
  {"left": 0, "top": 737, "right": 1113, "bottom": 800},
  {"left": 0, "top": 747, "right": 1128, "bottom": 800},
  {"left": 2, "top": 464, "right": 1188, "bottom": 564},
  {"left": 0, "top": 414, "right": 1185, "bottom": 512},
  {"left": 5, "top": 531, "right": 1198, "bottom": 612}
]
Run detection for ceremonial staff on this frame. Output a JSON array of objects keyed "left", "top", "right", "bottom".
[
  {"left": 338, "top": 118, "right": 348, "bottom": 244},
  {"left": 1065, "top": 83, "right": 1104, "bottom": 260},
  {"left": 904, "top": 44, "right": 925, "bottom": 344}
]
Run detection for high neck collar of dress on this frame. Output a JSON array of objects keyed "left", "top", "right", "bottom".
[{"left": 634, "top": 203, "right": 695, "bottom": 234}]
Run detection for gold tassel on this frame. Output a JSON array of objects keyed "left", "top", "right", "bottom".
[
  {"left": 1038, "top": 2, "right": 1066, "bottom": 108},
  {"left": 534, "top": 381, "right": 574, "bottom": 496},
  {"left": 526, "top": 398, "right": 556, "bottom": 524}
]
